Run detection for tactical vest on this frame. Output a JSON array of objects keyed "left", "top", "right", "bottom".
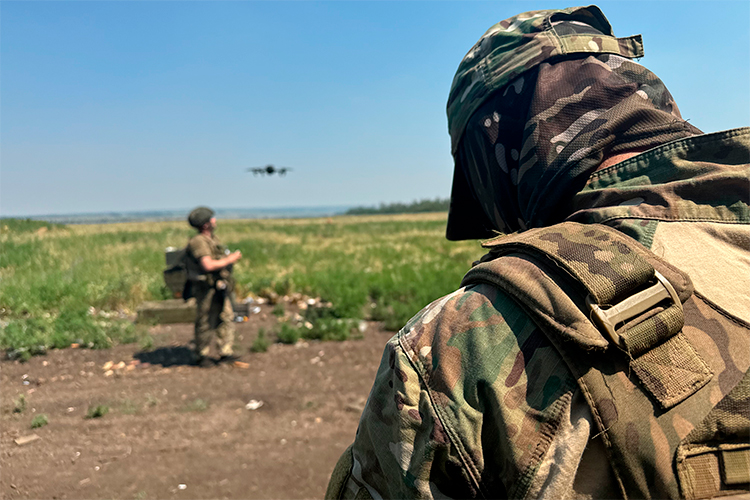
[
  {"left": 184, "top": 235, "right": 234, "bottom": 293},
  {"left": 462, "top": 222, "right": 750, "bottom": 499}
]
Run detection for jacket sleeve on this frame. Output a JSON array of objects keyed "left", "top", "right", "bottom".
[
  {"left": 326, "top": 284, "right": 583, "bottom": 499},
  {"left": 326, "top": 334, "right": 475, "bottom": 499}
]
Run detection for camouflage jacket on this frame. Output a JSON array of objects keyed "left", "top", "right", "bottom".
[{"left": 326, "top": 128, "right": 750, "bottom": 499}]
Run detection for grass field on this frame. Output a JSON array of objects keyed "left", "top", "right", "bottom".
[{"left": 0, "top": 214, "right": 483, "bottom": 357}]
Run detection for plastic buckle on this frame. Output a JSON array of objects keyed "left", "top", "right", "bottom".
[{"left": 586, "top": 271, "right": 682, "bottom": 349}]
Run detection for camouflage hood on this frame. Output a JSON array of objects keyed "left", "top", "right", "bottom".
[{"left": 446, "top": 7, "right": 701, "bottom": 240}]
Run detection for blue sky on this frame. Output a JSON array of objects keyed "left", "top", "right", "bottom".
[{"left": 1, "top": 1, "right": 748, "bottom": 217}]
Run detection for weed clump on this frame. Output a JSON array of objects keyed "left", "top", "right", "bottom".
[
  {"left": 250, "top": 328, "right": 270, "bottom": 353},
  {"left": 272, "top": 303, "right": 285, "bottom": 317},
  {"left": 182, "top": 398, "right": 208, "bottom": 412},
  {"left": 31, "top": 414, "right": 48, "bottom": 428},
  {"left": 12, "top": 394, "right": 26, "bottom": 413},
  {"left": 86, "top": 405, "right": 109, "bottom": 419},
  {"left": 277, "top": 323, "right": 301, "bottom": 344}
]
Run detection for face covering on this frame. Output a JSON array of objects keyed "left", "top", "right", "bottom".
[{"left": 457, "top": 50, "right": 701, "bottom": 235}]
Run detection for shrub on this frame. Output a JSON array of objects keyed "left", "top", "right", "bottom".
[
  {"left": 86, "top": 405, "right": 109, "bottom": 419},
  {"left": 31, "top": 414, "right": 48, "bottom": 428},
  {"left": 250, "top": 328, "right": 269, "bottom": 353},
  {"left": 277, "top": 323, "right": 300, "bottom": 344}
]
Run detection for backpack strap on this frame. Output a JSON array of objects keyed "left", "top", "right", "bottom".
[{"left": 462, "top": 222, "right": 711, "bottom": 409}]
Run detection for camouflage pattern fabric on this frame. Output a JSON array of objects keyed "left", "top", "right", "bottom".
[
  {"left": 326, "top": 128, "right": 750, "bottom": 500},
  {"left": 447, "top": 6, "right": 644, "bottom": 155},
  {"left": 193, "top": 285, "right": 235, "bottom": 358},
  {"left": 449, "top": 51, "right": 700, "bottom": 240},
  {"left": 186, "top": 233, "right": 236, "bottom": 358}
]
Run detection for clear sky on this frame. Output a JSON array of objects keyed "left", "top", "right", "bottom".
[{"left": 1, "top": 1, "right": 748, "bottom": 217}]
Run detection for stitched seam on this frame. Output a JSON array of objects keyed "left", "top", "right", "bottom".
[
  {"left": 694, "top": 291, "right": 750, "bottom": 329},
  {"left": 397, "top": 330, "right": 487, "bottom": 498},
  {"left": 589, "top": 127, "right": 750, "bottom": 180}
]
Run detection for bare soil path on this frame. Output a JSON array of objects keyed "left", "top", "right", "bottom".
[{"left": 0, "top": 305, "right": 392, "bottom": 499}]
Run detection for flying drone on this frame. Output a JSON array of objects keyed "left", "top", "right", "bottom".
[{"left": 247, "top": 165, "right": 292, "bottom": 176}]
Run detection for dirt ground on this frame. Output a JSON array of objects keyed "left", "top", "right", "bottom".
[{"left": 0, "top": 304, "right": 394, "bottom": 499}]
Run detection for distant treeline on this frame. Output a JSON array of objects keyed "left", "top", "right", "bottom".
[{"left": 345, "top": 198, "right": 450, "bottom": 215}]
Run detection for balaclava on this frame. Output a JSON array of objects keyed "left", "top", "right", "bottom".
[{"left": 445, "top": 6, "right": 701, "bottom": 240}]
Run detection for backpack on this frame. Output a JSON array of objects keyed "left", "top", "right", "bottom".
[
  {"left": 461, "top": 222, "right": 750, "bottom": 499},
  {"left": 163, "top": 247, "right": 189, "bottom": 299}
]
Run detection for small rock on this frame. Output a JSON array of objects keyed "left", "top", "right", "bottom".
[
  {"left": 129, "top": 359, "right": 141, "bottom": 366},
  {"left": 310, "top": 357, "right": 321, "bottom": 365},
  {"left": 68, "top": 407, "right": 75, "bottom": 413},
  {"left": 79, "top": 478, "right": 91, "bottom": 486},
  {"left": 70, "top": 343, "right": 80, "bottom": 349},
  {"left": 14, "top": 434, "right": 40, "bottom": 446},
  {"left": 233, "top": 361, "right": 249, "bottom": 369},
  {"left": 219, "top": 479, "right": 229, "bottom": 486},
  {"left": 315, "top": 417, "right": 322, "bottom": 424},
  {"left": 178, "top": 484, "right": 187, "bottom": 490},
  {"left": 102, "top": 361, "right": 113, "bottom": 371},
  {"left": 126, "top": 365, "right": 136, "bottom": 372},
  {"left": 114, "top": 361, "right": 126, "bottom": 370},
  {"left": 104, "top": 370, "right": 114, "bottom": 377},
  {"left": 140, "top": 362, "right": 151, "bottom": 369},
  {"left": 280, "top": 438, "right": 287, "bottom": 445},
  {"left": 42, "top": 361, "right": 49, "bottom": 367},
  {"left": 245, "top": 400, "right": 264, "bottom": 411}
]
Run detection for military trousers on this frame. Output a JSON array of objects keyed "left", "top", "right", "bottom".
[{"left": 193, "top": 284, "right": 235, "bottom": 358}]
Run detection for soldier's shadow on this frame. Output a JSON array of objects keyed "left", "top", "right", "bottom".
[{"left": 134, "top": 346, "right": 195, "bottom": 367}]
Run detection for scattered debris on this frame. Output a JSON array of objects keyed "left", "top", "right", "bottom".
[
  {"left": 245, "top": 400, "right": 264, "bottom": 411},
  {"left": 79, "top": 478, "right": 91, "bottom": 486},
  {"left": 178, "top": 484, "right": 187, "bottom": 490},
  {"left": 14, "top": 434, "right": 40, "bottom": 446},
  {"left": 70, "top": 343, "right": 80, "bottom": 349},
  {"left": 233, "top": 361, "right": 250, "bottom": 369}
]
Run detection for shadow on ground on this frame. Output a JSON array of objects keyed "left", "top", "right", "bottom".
[{"left": 134, "top": 346, "right": 195, "bottom": 367}]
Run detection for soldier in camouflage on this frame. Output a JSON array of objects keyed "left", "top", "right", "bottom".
[
  {"left": 186, "top": 207, "right": 242, "bottom": 367},
  {"left": 327, "top": 6, "right": 749, "bottom": 500}
]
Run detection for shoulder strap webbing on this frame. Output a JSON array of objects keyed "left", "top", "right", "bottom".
[
  {"left": 462, "top": 222, "right": 750, "bottom": 499},
  {"left": 463, "top": 222, "right": 710, "bottom": 410}
]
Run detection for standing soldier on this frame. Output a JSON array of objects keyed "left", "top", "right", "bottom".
[{"left": 185, "top": 206, "right": 242, "bottom": 367}]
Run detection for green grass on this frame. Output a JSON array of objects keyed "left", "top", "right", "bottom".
[
  {"left": 250, "top": 328, "right": 270, "bottom": 353},
  {"left": 182, "top": 398, "right": 209, "bottom": 412},
  {"left": 13, "top": 394, "right": 27, "bottom": 414},
  {"left": 31, "top": 414, "right": 48, "bottom": 428},
  {"left": 85, "top": 405, "right": 109, "bottom": 419},
  {"left": 0, "top": 214, "right": 482, "bottom": 355}
]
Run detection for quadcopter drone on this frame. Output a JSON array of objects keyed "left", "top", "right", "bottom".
[{"left": 247, "top": 165, "right": 292, "bottom": 176}]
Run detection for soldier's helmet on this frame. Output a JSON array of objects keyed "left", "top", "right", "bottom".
[
  {"left": 445, "top": 6, "right": 645, "bottom": 240},
  {"left": 188, "top": 206, "right": 215, "bottom": 229}
]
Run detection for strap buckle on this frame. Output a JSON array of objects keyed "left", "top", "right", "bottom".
[{"left": 586, "top": 271, "right": 682, "bottom": 349}]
